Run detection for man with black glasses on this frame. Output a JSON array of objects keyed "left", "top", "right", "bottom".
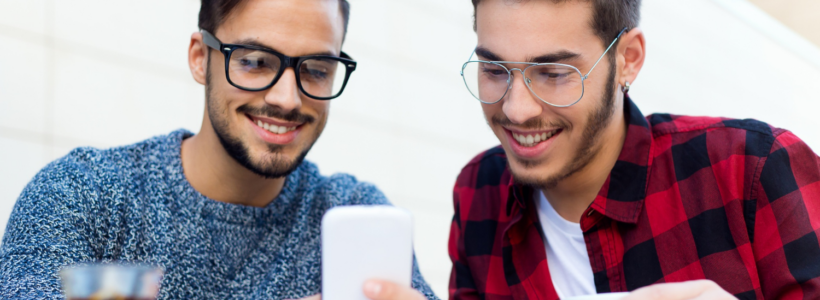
[
  {"left": 450, "top": 0, "right": 820, "bottom": 299},
  {"left": 0, "top": 0, "right": 436, "bottom": 299}
]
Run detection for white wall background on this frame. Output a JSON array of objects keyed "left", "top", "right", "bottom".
[{"left": 1, "top": 0, "right": 818, "bottom": 297}]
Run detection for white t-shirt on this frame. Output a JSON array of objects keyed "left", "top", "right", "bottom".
[{"left": 534, "top": 190, "right": 597, "bottom": 298}]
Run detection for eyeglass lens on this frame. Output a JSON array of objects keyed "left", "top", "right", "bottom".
[
  {"left": 228, "top": 48, "right": 348, "bottom": 98},
  {"left": 462, "top": 61, "right": 584, "bottom": 106}
]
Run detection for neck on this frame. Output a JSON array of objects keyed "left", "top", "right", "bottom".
[
  {"left": 541, "top": 100, "right": 627, "bottom": 223},
  {"left": 181, "top": 116, "right": 285, "bottom": 208}
]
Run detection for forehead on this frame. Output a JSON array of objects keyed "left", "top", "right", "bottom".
[
  {"left": 218, "top": 0, "right": 345, "bottom": 56},
  {"left": 475, "top": 0, "right": 598, "bottom": 61}
]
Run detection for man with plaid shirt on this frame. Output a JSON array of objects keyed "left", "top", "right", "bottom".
[{"left": 450, "top": 0, "right": 820, "bottom": 299}]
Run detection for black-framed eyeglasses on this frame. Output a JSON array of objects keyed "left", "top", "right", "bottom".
[{"left": 201, "top": 30, "right": 357, "bottom": 100}]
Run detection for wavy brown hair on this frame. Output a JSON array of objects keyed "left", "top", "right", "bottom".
[
  {"left": 471, "top": 0, "right": 640, "bottom": 49},
  {"left": 199, "top": 0, "right": 351, "bottom": 37}
]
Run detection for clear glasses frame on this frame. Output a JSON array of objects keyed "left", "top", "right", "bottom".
[
  {"left": 201, "top": 30, "right": 358, "bottom": 100},
  {"left": 461, "top": 27, "right": 628, "bottom": 107}
]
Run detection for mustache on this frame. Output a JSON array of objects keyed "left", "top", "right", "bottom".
[
  {"left": 490, "top": 114, "right": 569, "bottom": 130},
  {"left": 237, "top": 104, "right": 316, "bottom": 124}
]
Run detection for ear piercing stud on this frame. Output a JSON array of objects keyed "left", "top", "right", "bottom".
[{"left": 621, "top": 81, "right": 631, "bottom": 93}]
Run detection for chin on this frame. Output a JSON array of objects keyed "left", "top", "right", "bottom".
[{"left": 507, "top": 157, "right": 553, "bottom": 187}]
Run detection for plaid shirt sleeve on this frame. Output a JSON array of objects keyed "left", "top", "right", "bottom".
[
  {"left": 448, "top": 148, "right": 518, "bottom": 300},
  {"left": 752, "top": 130, "right": 820, "bottom": 299},
  {"left": 449, "top": 182, "right": 481, "bottom": 300},
  {"left": 448, "top": 153, "right": 487, "bottom": 300}
]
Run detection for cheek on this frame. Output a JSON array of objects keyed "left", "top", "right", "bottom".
[
  {"left": 304, "top": 100, "right": 330, "bottom": 133},
  {"left": 558, "top": 102, "right": 593, "bottom": 131},
  {"left": 481, "top": 103, "right": 500, "bottom": 126},
  {"left": 208, "top": 87, "right": 257, "bottom": 133},
  {"left": 481, "top": 105, "right": 507, "bottom": 138},
  {"left": 315, "top": 101, "right": 330, "bottom": 118}
]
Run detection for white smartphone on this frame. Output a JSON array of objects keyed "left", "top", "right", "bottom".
[{"left": 321, "top": 205, "right": 414, "bottom": 300}]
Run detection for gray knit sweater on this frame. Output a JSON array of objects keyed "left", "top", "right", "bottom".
[{"left": 0, "top": 130, "right": 438, "bottom": 300}]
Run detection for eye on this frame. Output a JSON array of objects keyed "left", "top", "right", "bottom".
[
  {"left": 299, "top": 64, "right": 326, "bottom": 79},
  {"left": 239, "top": 57, "right": 267, "bottom": 69},
  {"left": 541, "top": 72, "right": 569, "bottom": 79},
  {"left": 480, "top": 65, "right": 507, "bottom": 76},
  {"left": 306, "top": 68, "right": 328, "bottom": 79}
]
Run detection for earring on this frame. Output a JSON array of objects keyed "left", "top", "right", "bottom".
[{"left": 621, "top": 81, "right": 631, "bottom": 93}]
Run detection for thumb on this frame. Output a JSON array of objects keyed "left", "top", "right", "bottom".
[{"left": 363, "top": 279, "right": 426, "bottom": 300}]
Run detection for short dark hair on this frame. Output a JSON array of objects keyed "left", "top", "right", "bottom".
[
  {"left": 471, "top": 0, "right": 640, "bottom": 48},
  {"left": 199, "top": 0, "right": 351, "bottom": 36}
]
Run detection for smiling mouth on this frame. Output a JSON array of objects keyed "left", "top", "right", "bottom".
[
  {"left": 255, "top": 120, "right": 297, "bottom": 134},
  {"left": 511, "top": 128, "right": 562, "bottom": 147},
  {"left": 247, "top": 114, "right": 300, "bottom": 134}
]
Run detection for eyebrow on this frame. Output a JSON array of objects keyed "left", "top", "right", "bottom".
[
  {"left": 474, "top": 46, "right": 580, "bottom": 63},
  {"left": 233, "top": 38, "right": 338, "bottom": 57}
]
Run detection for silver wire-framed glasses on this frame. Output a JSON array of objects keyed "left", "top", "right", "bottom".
[{"left": 460, "top": 27, "right": 628, "bottom": 107}]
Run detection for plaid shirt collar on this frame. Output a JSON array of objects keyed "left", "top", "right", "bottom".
[{"left": 505, "top": 97, "right": 653, "bottom": 225}]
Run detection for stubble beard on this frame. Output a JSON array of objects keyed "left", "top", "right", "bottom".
[
  {"left": 509, "top": 55, "right": 618, "bottom": 189},
  {"left": 205, "top": 63, "right": 318, "bottom": 179}
]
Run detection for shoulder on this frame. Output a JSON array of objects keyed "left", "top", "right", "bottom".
[
  {"left": 55, "top": 129, "right": 188, "bottom": 175},
  {"left": 295, "top": 160, "right": 390, "bottom": 207},
  {"left": 648, "top": 113, "right": 775, "bottom": 136},
  {"left": 85, "top": 129, "right": 190, "bottom": 171},
  {"left": 452, "top": 146, "right": 512, "bottom": 221},
  {"left": 456, "top": 146, "right": 509, "bottom": 190},
  {"left": 15, "top": 130, "right": 189, "bottom": 211},
  {"left": 17, "top": 147, "right": 103, "bottom": 209},
  {"left": 647, "top": 113, "right": 780, "bottom": 158}
]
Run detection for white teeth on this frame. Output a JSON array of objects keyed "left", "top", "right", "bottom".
[
  {"left": 257, "top": 120, "right": 298, "bottom": 134},
  {"left": 512, "top": 129, "right": 560, "bottom": 147}
]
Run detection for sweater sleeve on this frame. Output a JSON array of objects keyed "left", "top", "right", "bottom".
[{"left": 0, "top": 155, "right": 100, "bottom": 299}]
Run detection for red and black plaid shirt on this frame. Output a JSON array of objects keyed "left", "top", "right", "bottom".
[{"left": 449, "top": 97, "right": 820, "bottom": 300}]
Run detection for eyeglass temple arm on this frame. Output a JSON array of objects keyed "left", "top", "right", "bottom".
[
  {"left": 201, "top": 30, "right": 223, "bottom": 51},
  {"left": 583, "top": 27, "right": 629, "bottom": 80}
]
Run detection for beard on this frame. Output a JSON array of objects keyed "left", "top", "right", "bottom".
[
  {"left": 499, "top": 54, "right": 618, "bottom": 189},
  {"left": 205, "top": 65, "right": 318, "bottom": 179}
]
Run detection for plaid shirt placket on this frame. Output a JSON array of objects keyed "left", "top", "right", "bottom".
[{"left": 449, "top": 97, "right": 820, "bottom": 300}]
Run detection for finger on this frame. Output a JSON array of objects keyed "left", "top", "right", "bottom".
[
  {"left": 363, "top": 279, "right": 426, "bottom": 300},
  {"left": 622, "top": 280, "right": 721, "bottom": 300},
  {"left": 691, "top": 288, "right": 737, "bottom": 300}
]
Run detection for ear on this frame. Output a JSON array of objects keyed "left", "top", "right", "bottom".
[
  {"left": 617, "top": 28, "right": 646, "bottom": 88},
  {"left": 189, "top": 32, "right": 209, "bottom": 86}
]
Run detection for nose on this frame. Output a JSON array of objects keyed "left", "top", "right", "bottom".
[
  {"left": 501, "top": 69, "right": 543, "bottom": 124},
  {"left": 263, "top": 68, "right": 302, "bottom": 112}
]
